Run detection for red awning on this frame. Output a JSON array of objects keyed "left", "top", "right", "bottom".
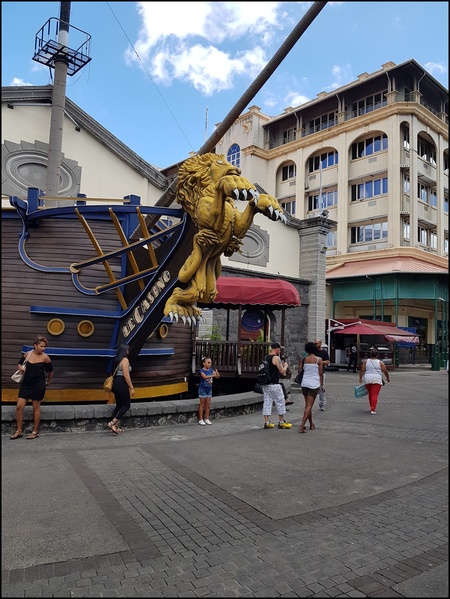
[
  {"left": 384, "top": 334, "right": 419, "bottom": 344},
  {"left": 331, "top": 321, "right": 419, "bottom": 343},
  {"left": 203, "top": 276, "right": 301, "bottom": 309}
]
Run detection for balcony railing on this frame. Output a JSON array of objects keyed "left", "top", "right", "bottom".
[
  {"left": 194, "top": 341, "right": 272, "bottom": 377},
  {"left": 271, "top": 95, "right": 447, "bottom": 148}
]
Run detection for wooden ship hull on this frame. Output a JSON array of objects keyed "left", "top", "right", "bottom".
[{"left": 2, "top": 189, "right": 196, "bottom": 403}]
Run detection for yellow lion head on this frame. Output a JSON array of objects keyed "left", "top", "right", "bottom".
[{"left": 176, "top": 153, "right": 241, "bottom": 218}]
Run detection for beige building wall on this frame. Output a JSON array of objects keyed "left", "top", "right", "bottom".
[
  {"left": 2, "top": 103, "right": 163, "bottom": 205},
  {"left": 221, "top": 213, "right": 301, "bottom": 279}
]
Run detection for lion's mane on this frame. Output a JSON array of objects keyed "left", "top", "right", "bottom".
[{"left": 176, "top": 154, "right": 226, "bottom": 223}]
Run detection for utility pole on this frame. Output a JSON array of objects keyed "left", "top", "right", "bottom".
[
  {"left": 46, "top": 2, "right": 71, "bottom": 202},
  {"left": 33, "top": 1, "right": 91, "bottom": 204}
]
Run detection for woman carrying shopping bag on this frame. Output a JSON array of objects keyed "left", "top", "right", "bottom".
[{"left": 359, "top": 347, "right": 390, "bottom": 414}]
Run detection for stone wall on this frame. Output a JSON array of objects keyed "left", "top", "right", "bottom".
[{"left": 1, "top": 392, "right": 266, "bottom": 434}]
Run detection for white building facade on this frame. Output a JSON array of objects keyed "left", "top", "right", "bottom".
[{"left": 215, "top": 60, "right": 449, "bottom": 367}]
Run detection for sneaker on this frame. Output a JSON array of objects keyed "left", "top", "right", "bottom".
[
  {"left": 319, "top": 407, "right": 325, "bottom": 411},
  {"left": 198, "top": 419, "right": 206, "bottom": 425},
  {"left": 264, "top": 421, "right": 275, "bottom": 429},
  {"left": 370, "top": 411, "right": 376, "bottom": 415},
  {"left": 204, "top": 419, "right": 212, "bottom": 425},
  {"left": 278, "top": 421, "right": 293, "bottom": 429}
]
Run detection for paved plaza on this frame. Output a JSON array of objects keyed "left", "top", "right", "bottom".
[{"left": 2, "top": 368, "right": 448, "bottom": 597}]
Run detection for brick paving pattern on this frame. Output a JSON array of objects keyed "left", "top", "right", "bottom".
[{"left": 2, "top": 369, "right": 448, "bottom": 597}]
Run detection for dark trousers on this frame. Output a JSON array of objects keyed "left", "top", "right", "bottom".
[
  {"left": 112, "top": 377, "right": 131, "bottom": 420},
  {"left": 347, "top": 354, "right": 358, "bottom": 372}
]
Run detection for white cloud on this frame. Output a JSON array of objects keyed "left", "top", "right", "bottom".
[
  {"left": 284, "top": 90, "right": 311, "bottom": 108},
  {"left": 148, "top": 44, "right": 268, "bottom": 95},
  {"left": 326, "top": 63, "right": 354, "bottom": 91},
  {"left": 393, "top": 15, "right": 403, "bottom": 30},
  {"left": 126, "top": 1, "right": 291, "bottom": 95},
  {"left": 10, "top": 77, "right": 33, "bottom": 86},
  {"left": 424, "top": 62, "right": 447, "bottom": 77}
]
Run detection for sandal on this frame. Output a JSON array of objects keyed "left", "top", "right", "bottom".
[
  {"left": 108, "top": 421, "right": 120, "bottom": 434},
  {"left": 298, "top": 426, "right": 307, "bottom": 433},
  {"left": 26, "top": 431, "right": 39, "bottom": 439},
  {"left": 10, "top": 430, "right": 23, "bottom": 440},
  {"left": 310, "top": 425, "right": 316, "bottom": 430}
]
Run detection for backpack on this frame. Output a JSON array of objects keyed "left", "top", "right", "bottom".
[{"left": 257, "top": 356, "right": 272, "bottom": 385}]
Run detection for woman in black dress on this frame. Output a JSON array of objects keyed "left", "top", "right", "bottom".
[
  {"left": 10, "top": 336, "right": 54, "bottom": 440},
  {"left": 108, "top": 343, "right": 135, "bottom": 434}
]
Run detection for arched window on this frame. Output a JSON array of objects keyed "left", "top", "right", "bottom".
[
  {"left": 227, "top": 144, "right": 240, "bottom": 168},
  {"left": 351, "top": 134, "right": 388, "bottom": 160},
  {"left": 308, "top": 150, "right": 338, "bottom": 173}
]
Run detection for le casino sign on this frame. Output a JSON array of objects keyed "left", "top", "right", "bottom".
[{"left": 120, "top": 270, "right": 171, "bottom": 339}]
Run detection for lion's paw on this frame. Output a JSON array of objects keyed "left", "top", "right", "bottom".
[
  {"left": 218, "top": 175, "right": 259, "bottom": 203},
  {"left": 224, "top": 237, "right": 243, "bottom": 256},
  {"left": 255, "top": 193, "right": 287, "bottom": 223},
  {"left": 164, "top": 303, "right": 202, "bottom": 324}
]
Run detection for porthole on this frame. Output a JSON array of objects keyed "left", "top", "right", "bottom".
[
  {"left": 158, "top": 323, "right": 169, "bottom": 338},
  {"left": 47, "top": 318, "right": 65, "bottom": 336},
  {"left": 77, "top": 320, "right": 95, "bottom": 338}
]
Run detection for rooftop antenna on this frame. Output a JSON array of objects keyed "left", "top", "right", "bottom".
[
  {"left": 204, "top": 106, "right": 208, "bottom": 143},
  {"left": 33, "top": 1, "right": 91, "bottom": 205}
]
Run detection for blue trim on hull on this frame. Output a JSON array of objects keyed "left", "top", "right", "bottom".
[{"left": 21, "top": 346, "right": 174, "bottom": 357}]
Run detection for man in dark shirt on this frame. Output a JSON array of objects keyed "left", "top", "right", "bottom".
[
  {"left": 347, "top": 340, "right": 358, "bottom": 372},
  {"left": 315, "top": 339, "right": 330, "bottom": 411}
]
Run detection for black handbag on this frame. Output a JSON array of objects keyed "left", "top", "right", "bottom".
[
  {"left": 294, "top": 370, "right": 303, "bottom": 385},
  {"left": 294, "top": 358, "right": 304, "bottom": 385}
]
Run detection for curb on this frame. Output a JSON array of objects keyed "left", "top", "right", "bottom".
[{"left": 2, "top": 392, "right": 264, "bottom": 434}]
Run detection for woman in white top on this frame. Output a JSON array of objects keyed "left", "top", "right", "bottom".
[
  {"left": 298, "top": 341, "right": 324, "bottom": 432},
  {"left": 359, "top": 347, "right": 390, "bottom": 414}
]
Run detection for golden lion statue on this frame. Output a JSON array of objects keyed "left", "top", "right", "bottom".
[{"left": 163, "top": 153, "right": 286, "bottom": 322}]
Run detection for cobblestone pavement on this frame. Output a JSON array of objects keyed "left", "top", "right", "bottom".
[{"left": 2, "top": 369, "right": 448, "bottom": 597}]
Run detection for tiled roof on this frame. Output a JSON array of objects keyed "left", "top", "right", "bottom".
[{"left": 326, "top": 257, "right": 448, "bottom": 279}]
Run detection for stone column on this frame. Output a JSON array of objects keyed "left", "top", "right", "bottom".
[{"left": 298, "top": 215, "right": 335, "bottom": 341}]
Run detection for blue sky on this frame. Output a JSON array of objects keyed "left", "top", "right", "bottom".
[{"left": 2, "top": 2, "right": 448, "bottom": 169}]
